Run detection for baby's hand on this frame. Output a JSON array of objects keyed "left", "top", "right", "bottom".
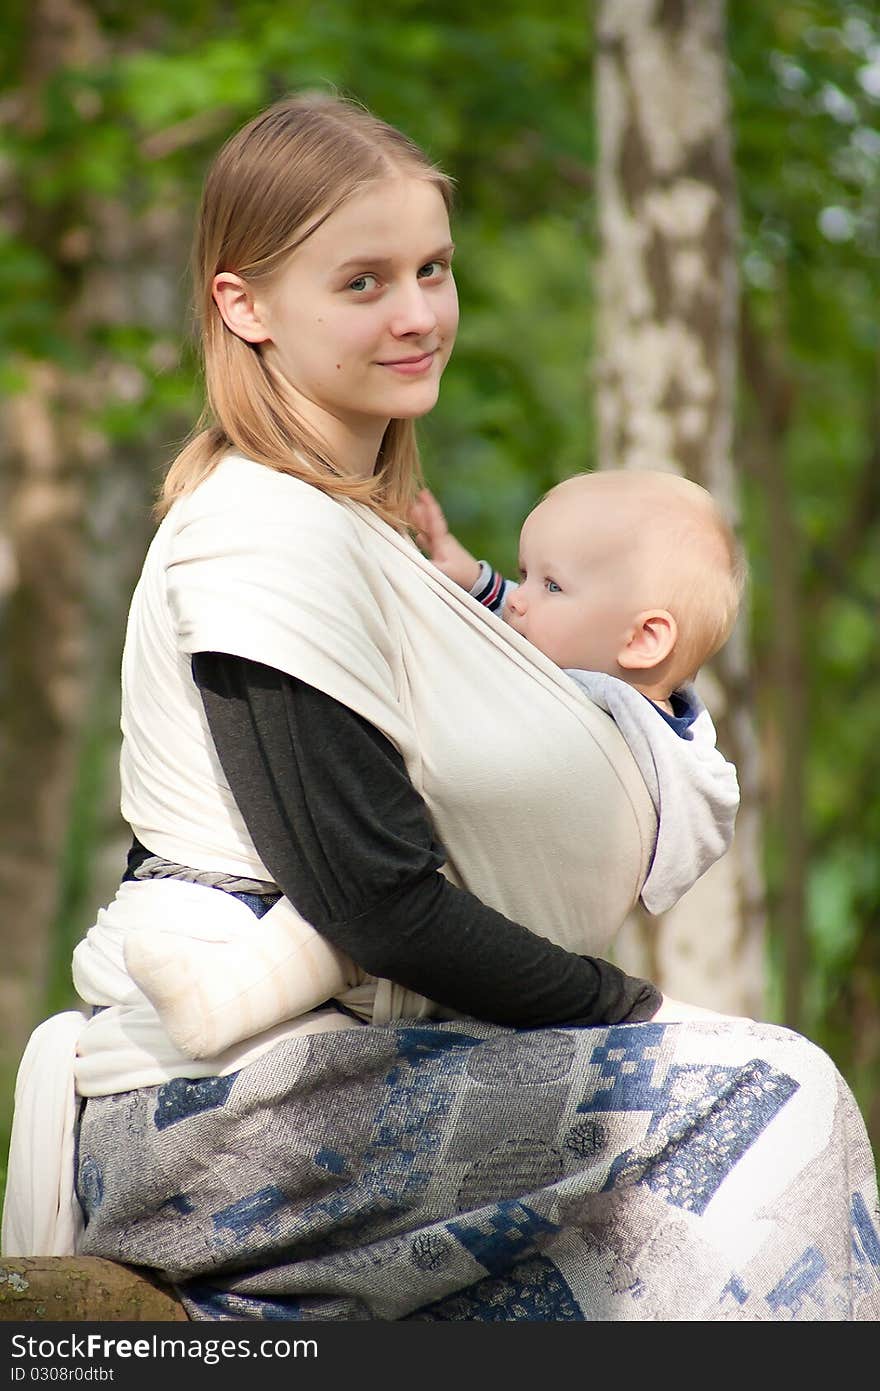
[{"left": 409, "top": 488, "right": 482, "bottom": 591}]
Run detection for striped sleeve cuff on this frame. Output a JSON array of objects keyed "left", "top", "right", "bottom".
[{"left": 470, "top": 560, "right": 512, "bottom": 614}]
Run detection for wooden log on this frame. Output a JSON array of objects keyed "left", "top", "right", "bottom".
[{"left": 0, "top": 1257, "right": 188, "bottom": 1321}]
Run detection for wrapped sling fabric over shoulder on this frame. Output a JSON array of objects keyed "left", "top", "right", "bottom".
[{"left": 121, "top": 453, "right": 658, "bottom": 960}]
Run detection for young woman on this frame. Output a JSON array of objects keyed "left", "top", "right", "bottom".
[{"left": 5, "top": 94, "right": 878, "bottom": 1321}]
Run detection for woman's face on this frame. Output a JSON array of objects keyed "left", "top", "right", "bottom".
[{"left": 252, "top": 176, "right": 458, "bottom": 464}]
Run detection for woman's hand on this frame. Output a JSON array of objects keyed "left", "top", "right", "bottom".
[{"left": 409, "top": 488, "right": 482, "bottom": 591}]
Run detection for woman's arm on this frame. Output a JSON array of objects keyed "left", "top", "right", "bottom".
[{"left": 193, "top": 652, "right": 662, "bottom": 1029}]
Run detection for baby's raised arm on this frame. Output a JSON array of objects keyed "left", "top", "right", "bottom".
[{"left": 410, "top": 488, "right": 482, "bottom": 590}]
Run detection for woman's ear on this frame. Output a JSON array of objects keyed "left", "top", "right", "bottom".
[
  {"left": 617, "top": 609, "right": 677, "bottom": 672},
  {"left": 212, "top": 272, "right": 271, "bottom": 344}
]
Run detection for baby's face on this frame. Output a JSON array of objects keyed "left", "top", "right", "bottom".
[{"left": 503, "top": 489, "right": 642, "bottom": 674}]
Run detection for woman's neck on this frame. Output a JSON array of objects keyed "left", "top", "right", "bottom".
[
  {"left": 331, "top": 419, "right": 386, "bottom": 479},
  {"left": 281, "top": 379, "right": 386, "bottom": 478}
]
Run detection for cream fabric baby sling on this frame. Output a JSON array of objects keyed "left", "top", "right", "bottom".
[{"left": 74, "top": 453, "right": 658, "bottom": 1068}]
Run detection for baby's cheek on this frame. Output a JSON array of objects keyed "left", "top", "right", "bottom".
[{"left": 544, "top": 620, "right": 579, "bottom": 668}]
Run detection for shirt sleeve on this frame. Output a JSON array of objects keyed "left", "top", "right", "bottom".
[
  {"left": 192, "top": 651, "right": 662, "bottom": 1028},
  {"left": 470, "top": 561, "right": 519, "bottom": 615}
]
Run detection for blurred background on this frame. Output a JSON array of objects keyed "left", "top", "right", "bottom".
[{"left": 1, "top": 0, "right": 878, "bottom": 1191}]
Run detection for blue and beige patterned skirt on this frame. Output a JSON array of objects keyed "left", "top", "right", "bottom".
[{"left": 76, "top": 1017, "right": 880, "bottom": 1321}]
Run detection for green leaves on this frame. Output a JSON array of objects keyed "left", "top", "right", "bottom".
[{"left": 120, "top": 43, "right": 264, "bottom": 131}]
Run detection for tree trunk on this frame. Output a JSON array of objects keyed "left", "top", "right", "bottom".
[
  {"left": 738, "top": 303, "right": 806, "bottom": 1030},
  {"left": 0, "top": 0, "right": 100, "bottom": 1100},
  {"left": 0, "top": 2, "right": 181, "bottom": 1098},
  {"left": 594, "top": 0, "right": 765, "bottom": 1016}
]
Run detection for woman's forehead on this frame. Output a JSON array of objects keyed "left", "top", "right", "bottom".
[{"left": 298, "top": 177, "right": 452, "bottom": 266}]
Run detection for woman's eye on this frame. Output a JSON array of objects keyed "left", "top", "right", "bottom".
[
  {"left": 545, "top": 579, "right": 562, "bottom": 594},
  {"left": 348, "top": 273, "right": 379, "bottom": 293}
]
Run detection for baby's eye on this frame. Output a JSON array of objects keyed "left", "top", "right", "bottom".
[
  {"left": 545, "top": 578, "right": 562, "bottom": 594},
  {"left": 348, "top": 273, "right": 380, "bottom": 293},
  {"left": 417, "top": 260, "right": 446, "bottom": 280}
]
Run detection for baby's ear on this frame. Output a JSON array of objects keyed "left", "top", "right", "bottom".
[{"left": 617, "top": 610, "right": 677, "bottom": 672}]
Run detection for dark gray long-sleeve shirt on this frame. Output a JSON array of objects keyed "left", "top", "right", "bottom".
[{"left": 190, "top": 651, "right": 662, "bottom": 1029}]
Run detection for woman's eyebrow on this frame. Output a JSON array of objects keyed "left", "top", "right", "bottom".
[
  {"left": 333, "top": 243, "right": 455, "bottom": 275},
  {"left": 335, "top": 254, "right": 393, "bottom": 274}
]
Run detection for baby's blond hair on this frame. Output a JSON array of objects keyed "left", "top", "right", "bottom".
[{"left": 545, "top": 470, "right": 747, "bottom": 685}]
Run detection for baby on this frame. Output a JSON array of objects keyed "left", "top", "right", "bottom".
[{"left": 411, "top": 468, "right": 745, "bottom": 915}]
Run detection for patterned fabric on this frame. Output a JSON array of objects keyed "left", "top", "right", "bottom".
[{"left": 75, "top": 1017, "right": 880, "bottom": 1322}]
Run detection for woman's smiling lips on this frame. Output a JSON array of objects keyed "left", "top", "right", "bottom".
[{"left": 376, "top": 350, "right": 436, "bottom": 375}]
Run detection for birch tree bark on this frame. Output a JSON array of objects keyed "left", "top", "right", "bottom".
[{"left": 595, "top": 0, "right": 765, "bottom": 1016}]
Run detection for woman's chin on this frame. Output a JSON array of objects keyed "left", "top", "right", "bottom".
[{"left": 387, "top": 383, "right": 443, "bottom": 420}]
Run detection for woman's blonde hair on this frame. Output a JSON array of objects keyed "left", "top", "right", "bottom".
[{"left": 157, "top": 93, "right": 454, "bottom": 525}]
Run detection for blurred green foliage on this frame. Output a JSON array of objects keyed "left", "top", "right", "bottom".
[
  {"left": 729, "top": 5, "right": 880, "bottom": 1119},
  {"left": 1, "top": 0, "right": 878, "bottom": 1150}
]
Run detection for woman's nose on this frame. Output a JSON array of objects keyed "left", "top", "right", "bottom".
[{"left": 390, "top": 281, "right": 438, "bottom": 337}]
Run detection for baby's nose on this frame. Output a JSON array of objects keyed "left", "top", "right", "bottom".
[{"left": 507, "top": 586, "right": 525, "bottom": 613}]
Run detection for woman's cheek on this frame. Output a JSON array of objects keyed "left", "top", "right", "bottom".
[{"left": 442, "top": 285, "right": 460, "bottom": 337}]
